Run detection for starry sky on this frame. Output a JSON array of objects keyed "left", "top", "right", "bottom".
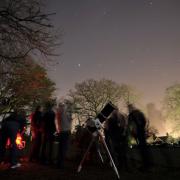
[{"left": 46, "top": 0, "right": 180, "bottom": 108}]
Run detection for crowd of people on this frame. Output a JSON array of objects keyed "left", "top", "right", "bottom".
[
  {"left": 76, "top": 104, "right": 152, "bottom": 172},
  {"left": 29, "top": 102, "right": 73, "bottom": 168},
  {"left": 0, "top": 102, "right": 73, "bottom": 169},
  {"left": 104, "top": 104, "right": 151, "bottom": 172},
  {"left": 0, "top": 102, "right": 151, "bottom": 172}
]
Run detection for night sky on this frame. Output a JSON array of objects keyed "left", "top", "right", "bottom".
[{"left": 46, "top": 0, "right": 180, "bottom": 108}]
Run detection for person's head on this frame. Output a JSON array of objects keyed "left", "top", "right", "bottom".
[
  {"left": 19, "top": 109, "right": 26, "bottom": 118},
  {"left": 10, "top": 110, "right": 18, "bottom": 118},
  {"left": 58, "top": 102, "right": 65, "bottom": 112},
  {"left": 64, "top": 100, "right": 73, "bottom": 112},
  {"left": 35, "top": 105, "right": 43, "bottom": 112},
  {"left": 127, "top": 104, "right": 135, "bottom": 113},
  {"left": 110, "top": 109, "right": 119, "bottom": 119},
  {"left": 45, "top": 101, "right": 54, "bottom": 111}
]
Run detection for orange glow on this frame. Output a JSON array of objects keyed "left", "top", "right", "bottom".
[
  {"left": 6, "top": 133, "right": 26, "bottom": 149},
  {"left": 16, "top": 133, "right": 26, "bottom": 149}
]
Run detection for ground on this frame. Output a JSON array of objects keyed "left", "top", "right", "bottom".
[{"left": 0, "top": 159, "right": 180, "bottom": 180}]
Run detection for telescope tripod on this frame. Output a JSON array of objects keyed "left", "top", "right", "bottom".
[{"left": 77, "top": 129, "right": 120, "bottom": 179}]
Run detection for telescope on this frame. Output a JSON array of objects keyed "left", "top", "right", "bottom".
[
  {"left": 97, "top": 102, "right": 116, "bottom": 122},
  {"left": 77, "top": 102, "right": 120, "bottom": 179},
  {"left": 86, "top": 102, "right": 116, "bottom": 133}
]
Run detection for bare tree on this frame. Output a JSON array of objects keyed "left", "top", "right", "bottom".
[
  {"left": 68, "top": 79, "right": 140, "bottom": 124},
  {"left": 0, "top": 0, "right": 61, "bottom": 112},
  {"left": 119, "top": 83, "right": 141, "bottom": 106},
  {"left": 0, "top": 0, "right": 61, "bottom": 65}
]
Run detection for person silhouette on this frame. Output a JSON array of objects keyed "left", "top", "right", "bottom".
[
  {"left": 0, "top": 110, "right": 26, "bottom": 169},
  {"left": 106, "top": 109, "right": 129, "bottom": 170},
  {"left": 56, "top": 102, "right": 73, "bottom": 168},
  {"left": 127, "top": 104, "right": 151, "bottom": 171},
  {"left": 29, "top": 106, "right": 43, "bottom": 162},
  {"left": 41, "top": 103, "right": 56, "bottom": 164}
]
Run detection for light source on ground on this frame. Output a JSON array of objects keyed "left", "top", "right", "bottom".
[{"left": 6, "top": 133, "right": 26, "bottom": 150}]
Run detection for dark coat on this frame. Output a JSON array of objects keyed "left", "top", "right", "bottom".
[{"left": 42, "top": 110, "right": 56, "bottom": 134}]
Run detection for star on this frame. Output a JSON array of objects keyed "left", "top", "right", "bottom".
[
  {"left": 149, "top": 1, "right": 153, "bottom": 6},
  {"left": 74, "top": 12, "right": 79, "bottom": 17},
  {"left": 129, "top": 59, "right": 135, "bottom": 64},
  {"left": 153, "top": 66, "right": 159, "bottom": 72},
  {"left": 103, "top": 10, "right": 107, "bottom": 16},
  {"left": 97, "top": 63, "right": 102, "bottom": 67},
  {"left": 103, "top": 8, "right": 111, "bottom": 16}
]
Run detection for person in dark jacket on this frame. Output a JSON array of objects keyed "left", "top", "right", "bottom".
[
  {"left": 40, "top": 103, "right": 56, "bottom": 164},
  {"left": 0, "top": 111, "right": 26, "bottom": 169},
  {"left": 127, "top": 104, "right": 151, "bottom": 171},
  {"left": 29, "top": 106, "right": 43, "bottom": 162},
  {"left": 106, "top": 109, "right": 129, "bottom": 170}
]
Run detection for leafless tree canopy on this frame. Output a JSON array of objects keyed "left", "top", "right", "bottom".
[
  {"left": 68, "top": 79, "right": 140, "bottom": 123},
  {"left": 0, "top": 0, "right": 59, "bottom": 64}
]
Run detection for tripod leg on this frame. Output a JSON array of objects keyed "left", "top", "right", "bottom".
[
  {"left": 77, "top": 136, "right": 95, "bottom": 173},
  {"left": 97, "top": 147, "right": 104, "bottom": 164},
  {"left": 98, "top": 131, "right": 120, "bottom": 179},
  {"left": 95, "top": 140, "right": 104, "bottom": 164}
]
